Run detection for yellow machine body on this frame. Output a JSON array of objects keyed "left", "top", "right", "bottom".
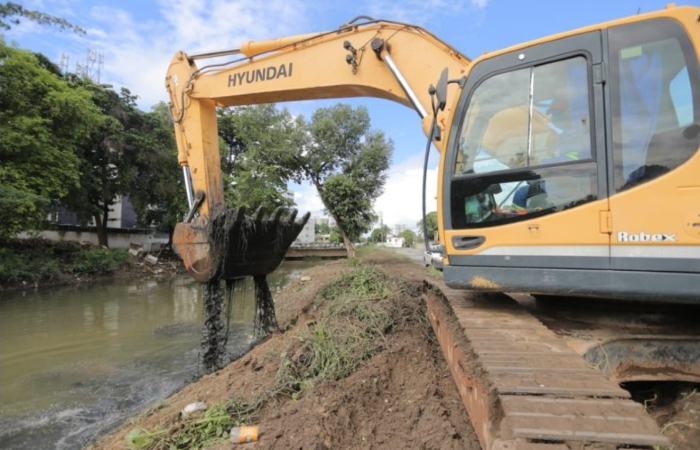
[{"left": 166, "top": 7, "right": 700, "bottom": 301}]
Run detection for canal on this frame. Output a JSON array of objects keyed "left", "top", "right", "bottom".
[{"left": 0, "top": 261, "right": 316, "bottom": 450}]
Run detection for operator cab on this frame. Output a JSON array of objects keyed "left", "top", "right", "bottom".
[{"left": 441, "top": 16, "right": 700, "bottom": 302}]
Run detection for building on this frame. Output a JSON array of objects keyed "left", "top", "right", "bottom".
[
  {"left": 385, "top": 236, "right": 406, "bottom": 248},
  {"left": 35, "top": 196, "right": 168, "bottom": 250},
  {"left": 293, "top": 216, "right": 316, "bottom": 244},
  {"left": 51, "top": 196, "right": 139, "bottom": 229}
]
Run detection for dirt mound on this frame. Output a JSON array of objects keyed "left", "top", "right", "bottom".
[
  {"left": 86, "top": 249, "right": 698, "bottom": 450},
  {"left": 87, "top": 253, "right": 480, "bottom": 450}
]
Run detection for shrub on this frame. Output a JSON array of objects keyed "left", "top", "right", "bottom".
[{"left": 70, "top": 247, "right": 129, "bottom": 275}]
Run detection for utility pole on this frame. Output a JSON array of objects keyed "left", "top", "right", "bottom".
[{"left": 66, "top": 47, "right": 104, "bottom": 82}]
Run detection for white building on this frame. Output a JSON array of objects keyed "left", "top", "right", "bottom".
[
  {"left": 385, "top": 236, "right": 405, "bottom": 248},
  {"left": 294, "top": 216, "right": 316, "bottom": 244}
]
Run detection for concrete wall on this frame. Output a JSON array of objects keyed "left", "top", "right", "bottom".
[{"left": 21, "top": 228, "right": 169, "bottom": 250}]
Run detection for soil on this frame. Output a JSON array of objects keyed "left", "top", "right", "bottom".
[
  {"left": 629, "top": 382, "right": 700, "bottom": 450},
  {"left": 87, "top": 251, "right": 482, "bottom": 450},
  {"left": 85, "top": 249, "right": 699, "bottom": 450}
]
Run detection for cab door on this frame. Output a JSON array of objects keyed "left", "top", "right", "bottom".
[
  {"left": 606, "top": 18, "right": 700, "bottom": 275},
  {"left": 442, "top": 31, "right": 610, "bottom": 281}
]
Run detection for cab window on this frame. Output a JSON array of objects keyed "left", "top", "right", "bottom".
[
  {"left": 609, "top": 19, "right": 700, "bottom": 191},
  {"left": 451, "top": 56, "right": 597, "bottom": 229}
]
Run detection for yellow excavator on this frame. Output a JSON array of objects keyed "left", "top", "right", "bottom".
[
  {"left": 166, "top": 6, "right": 700, "bottom": 448},
  {"left": 167, "top": 5, "right": 700, "bottom": 303}
]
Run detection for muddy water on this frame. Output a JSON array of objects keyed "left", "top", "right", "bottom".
[{"left": 0, "top": 261, "right": 315, "bottom": 450}]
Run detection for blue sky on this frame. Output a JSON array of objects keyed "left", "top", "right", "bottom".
[{"left": 4, "top": 0, "right": 694, "bottom": 229}]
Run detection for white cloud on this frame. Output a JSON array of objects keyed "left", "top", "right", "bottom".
[
  {"left": 51, "top": 0, "right": 310, "bottom": 108},
  {"left": 470, "top": 0, "right": 491, "bottom": 9},
  {"left": 292, "top": 183, "right": 325, "bottom": 216},
  {"left": 289, "top": 153, "right": 439, "bottom": 232},
  {"left": 375, "top": 154, "right": 438, "bottom": 230}
]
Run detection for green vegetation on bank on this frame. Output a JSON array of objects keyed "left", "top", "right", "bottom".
[
  {"left": 124, "top": 260, "right": 423, "bottom": 450},
  {"left": 0, "top": 238, "right": 129, "bottom": 285}
]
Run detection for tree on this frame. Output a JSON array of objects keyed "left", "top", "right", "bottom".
[
  {"left": 0, "top": 42, "right": 102, "bottom": 237},
  {"left": 63, "top": 83, "right": 142, "bottom": 247},
  {"left": 315, "top": 221, "right": 331, "bottom": 235},
  {"left": 0, "top": 2, "right": 85, "bottom": 33},
  {"left": 329, "top": 225, "right": 342, "bottom": 244},
  {"left": 370, "top": 225, "right": 391, "bottom": 243},
  {"left": 399, "top": 229, "right": 416, "bottom": 247},
  {"left": 299, "top": 104, "right": 393, "bottom": 258},
  {"left": 217, "top": 105, "right": 303, "bottom": 211},
  {"left": 123, "top": 102, "right": 187, "bottom": 246},
  {"left": 417, "top": 211, "right": 439, "bottom": 242}
]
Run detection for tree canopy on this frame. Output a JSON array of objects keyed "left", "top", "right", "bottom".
[
  {"left": 399, "top": 229, "right": 416, "bottom": 247},
  {"left": 217, "top": 105, "right": 304, "bottom": 211},
  {"left": 0, "top": 2, "right": 85, "bottom": 33},
  {"left": 299, "top": 104, "right": 393, "bottom": 257},
  {"left": 370, "top": 225, "right": 391, "bottom": 243},
  {"left": 417, "top": 211, "right": 439, "bottom": 242},
  {"left": 123, "top": 102, "right": 187, "bottom": 240},
  {"left": 0, "top": 40, "right": 186, "bottom": 245},
  {"left": 1, "top": 38, "right": 395, "bottom": 257},
  {"left": 0, "top": 42, "right": 102, "bottom": 237}
]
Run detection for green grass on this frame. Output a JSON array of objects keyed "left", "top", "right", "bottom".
[
  {"left": 125, "top": 398, "right": 256, "bottom": 450},
  {"left": 275, "top": 263, "right": 400, "bottom": 396},
  {"left": 124, "top": 261, "right": 415, "bottom": 450}
]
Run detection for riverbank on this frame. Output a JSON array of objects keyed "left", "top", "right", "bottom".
[
  {"left": 85, "top": 248, "right": 700, "bottom": 450},
  {"left": 86, "top": 250, "right": 482, "bottom": 450},
  {"left": 0, "top": 238, "right": 184, "bottom": 291}
]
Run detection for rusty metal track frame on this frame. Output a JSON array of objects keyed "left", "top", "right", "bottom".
[{"left": 423, "top": 278, "right": 669, "bottom": 450}]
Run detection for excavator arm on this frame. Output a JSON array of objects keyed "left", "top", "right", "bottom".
[{"left": 165, "top": 17, "right": 470, "bottom": 282}]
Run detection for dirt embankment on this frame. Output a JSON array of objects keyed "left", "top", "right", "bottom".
[
  {"left": 87, "top": 250, "right": 699, "bottom": 450},
  {"left": 87, "top": 251, "right": 481, "bottom": 450}
]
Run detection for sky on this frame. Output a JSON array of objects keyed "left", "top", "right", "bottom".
[{"left": 4, "top": 0, "right": 695, "bottom": 231}]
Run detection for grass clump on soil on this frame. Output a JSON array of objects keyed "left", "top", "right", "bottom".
[
  {"left": 0, "top": 238, "right": 129, "bottom": 285},
  {"left": 124, "top": 262, "right": 420, "bottom": 450},
  {"left": 276, "top": 263, "right": 409, "bottom": 394},
  {"left": 125, "top": 397, "right": 255, "bottom": 450}
]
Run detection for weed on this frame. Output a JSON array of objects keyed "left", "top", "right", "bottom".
[
  {"left": 275, "top": 262, "right": 400, "bottom": 399},
  {"left": 125, "top": 397, "right": 256, "bottom": 450},
  {"left": 126, "top": 262, "right": 414, "bottom": 449},
  {"left": 317, "top": 264, "right": 391, "bottom": 302},
  {"left": 70, "top": 248, "right": 129, "bottom": 275},
  {"left": 354, "top": 244, "right": 376, "bottom": 258},
  {"left": 0, "top": 238, "right": 129, "bottom": 284}
]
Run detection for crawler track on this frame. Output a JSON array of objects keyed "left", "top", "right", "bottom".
[{"left": 423, "top": 278, "right": 670, "bottom": 450}]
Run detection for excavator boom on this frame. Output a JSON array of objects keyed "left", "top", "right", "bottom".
[{"left": 165, "top": 17, "right": 470, "bottom": 282}]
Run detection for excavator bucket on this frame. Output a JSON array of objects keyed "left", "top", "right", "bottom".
[{"left": 173, "top": 206, "right": 310, "bottom": 282}]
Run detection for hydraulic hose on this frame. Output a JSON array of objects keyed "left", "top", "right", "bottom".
[{"left": 422, "top": 114, "right": 437, "bottom": 253}]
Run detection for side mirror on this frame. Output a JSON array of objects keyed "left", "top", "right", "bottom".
[{"left": 435, "top": 68, "right": 448, "bottom": 112}]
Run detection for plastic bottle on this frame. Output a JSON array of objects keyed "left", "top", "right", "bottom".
[{"left": 230, "top": 425, "right": 258, "bottom": 444}]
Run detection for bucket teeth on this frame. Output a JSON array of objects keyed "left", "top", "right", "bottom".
[
  {"left": 209, "top": 207, "right": 310, "bottom": 280},
  {"left": 286, "top": 208, "right": 299, "bottom": 223},
  {"left": 253, "top": 206, "right": 267, "bottom": 221},
  {"left": 270, "top": 207, "right": 285, "bottom": 225}
]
